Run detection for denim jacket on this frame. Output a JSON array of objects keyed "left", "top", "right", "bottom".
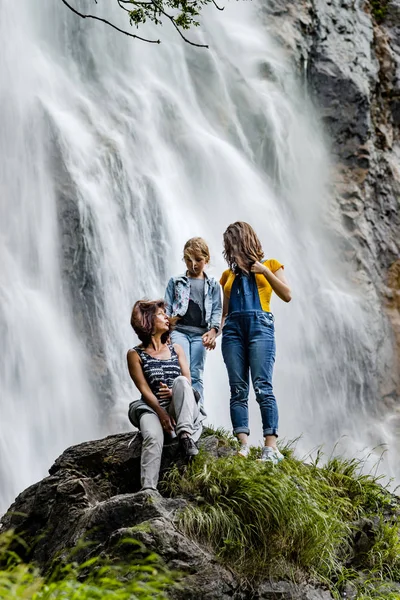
[{"left": 164, "top": 273, "right": 222, "bottom": 331}]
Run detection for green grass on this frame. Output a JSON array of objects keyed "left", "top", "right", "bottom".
[
  {"left": 0, "top": 531, "right": 174, "bottom": 600},
  {"left": 162, "top": 433, "right": 400, "bottom": 596},
  {"left": 201, "top": 425, "right": 238, "bottom": 449}
]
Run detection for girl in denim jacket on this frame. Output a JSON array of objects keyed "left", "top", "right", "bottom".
[{"left": 164, "top": 238, "right": 222, "bottom": 406}]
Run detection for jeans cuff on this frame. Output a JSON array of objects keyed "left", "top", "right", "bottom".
[
  {"left": 233, "top": 427, "right": 250, "bottom": 436},
  {"left": 263, "top": 428, "right": 278, "bottom": 437}
]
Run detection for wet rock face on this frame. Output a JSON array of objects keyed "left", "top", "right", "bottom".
[
  {"left": 0, "top": 433, "right": 334, "bottom": 600},
  {"left": 49, "top": 130, "right": 113, "bottom": 413},
  {"left": 264, "top": 0, "right": 400, "bottom": 399}
]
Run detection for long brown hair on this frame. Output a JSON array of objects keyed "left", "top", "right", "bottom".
[
  {"left": 130, "top": 299, "right": 172, "bottom": 346},
  {"left": 223, "top": 221, "right": 264, "bottom": 274}
]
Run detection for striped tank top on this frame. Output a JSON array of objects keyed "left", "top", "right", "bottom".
[{"left": 134, "top": 343, "right": 181, "bottom": 408}]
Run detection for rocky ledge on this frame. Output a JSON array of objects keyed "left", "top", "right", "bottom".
[{"left": 0, "top": 432, "right": 335, "bottom": 600}]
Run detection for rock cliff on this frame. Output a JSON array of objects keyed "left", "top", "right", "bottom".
[{"left": 264, "top": 0, "right": 400, "bottom": 413}]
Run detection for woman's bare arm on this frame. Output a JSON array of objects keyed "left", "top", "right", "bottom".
[
  {"left": 127, "top": 350, "right": 164, "bottom": 413},
  {"left": 251, "top": 263, "right": 292, "bottom": 302}
]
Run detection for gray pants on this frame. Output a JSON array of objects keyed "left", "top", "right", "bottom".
[{"left": 139, "top": 376, "right": 203, "bottom": 490}]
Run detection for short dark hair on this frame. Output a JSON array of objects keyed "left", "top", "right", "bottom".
[{"left": 130, "top": 299, "right": 171, "bottom": 346}]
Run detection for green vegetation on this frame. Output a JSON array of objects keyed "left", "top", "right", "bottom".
[
  {"left": 370, "top": 0, "right": 390, "bottom": 23},
  {"left": 0, "top": 531, "right": 174, "bottom": 600},
  {"left": 201, "top": 425, "right": 238, "bottom": 448},
  {"left": 163, "top": 430, "right": 400, "bottom": 598}
]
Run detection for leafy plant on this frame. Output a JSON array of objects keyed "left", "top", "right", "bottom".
[
  {"left": 370, "top": 0, "right": 390, "bottom": 23},
  {"left": 0, "top": 532, "right": 175, "bottom": 600}
]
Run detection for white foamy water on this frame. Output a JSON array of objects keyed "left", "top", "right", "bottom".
[{"left": 0, "top": 0, "right": 396, "bottom": 512}]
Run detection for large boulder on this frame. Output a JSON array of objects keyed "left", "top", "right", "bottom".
[{"left": 0, "top": 432, "right": 334, "bottom": 600}]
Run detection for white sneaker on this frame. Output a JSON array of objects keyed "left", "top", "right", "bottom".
[
  {"left": 237, "top": 443, "right": 250, "bottom": 458},
  {"left": 258, "top": 446, "right": 284, "bottom": 464}
]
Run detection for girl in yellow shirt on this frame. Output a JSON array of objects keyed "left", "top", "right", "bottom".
[{"left": 220, "top": 221, "right": 292, "bottom": 463}]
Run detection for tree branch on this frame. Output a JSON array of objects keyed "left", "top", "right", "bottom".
[
  {"left": 117, "top": 0, "right": 132, "bottom": 13},
  {"left": 60, "top": 0, "right": 161, "bottom": 44},
  {"left": 149, "top": 0, "right": 209, "bottom": 48},
  {"left": 211, "top": 0, "right": 224, "bottom": 11}
]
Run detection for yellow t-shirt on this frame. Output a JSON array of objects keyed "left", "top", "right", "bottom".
[{"left": 220, "top": 259, "right": 283, "bottom": 313}]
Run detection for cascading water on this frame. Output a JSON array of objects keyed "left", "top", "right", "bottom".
[{"left": 0, "top": 0, "right": 397, "bottom": 513}]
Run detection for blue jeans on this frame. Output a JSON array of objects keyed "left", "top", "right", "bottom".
[
  {"left": 221, "top": 311, "right": 278, "bottom": 437},
  {"left": 171, "top": 330, "right": 206, "bottom": 406}
]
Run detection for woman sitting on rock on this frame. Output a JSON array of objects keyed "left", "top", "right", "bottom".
[{"left": 127, "top": 299, "right": 205, "bottom": 491}]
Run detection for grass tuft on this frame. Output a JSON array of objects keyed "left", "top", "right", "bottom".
[
  {"left": 163, "top": 442, "right": 400, "bottom": 595},
  {"left": 0, "top": 531, "right": 174, "bottom": 599},
  {"left": 200, "top": 424, "right": 238, "bottom": 448}
]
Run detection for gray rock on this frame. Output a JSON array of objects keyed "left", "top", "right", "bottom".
[
  {"left": 0, "top": 433, "right": 334, "bottom": 599},
  {"left": 262, "top": 0, "right": 400, "bottom": 441},
  {"left": 256, "top": 581, "right": 333, "bottom": 599}
]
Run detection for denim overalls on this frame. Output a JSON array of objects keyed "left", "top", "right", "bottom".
[{"left": 221, "top": 271, "right": 278, "bottom": 437}]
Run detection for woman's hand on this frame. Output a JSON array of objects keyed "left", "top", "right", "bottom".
[
  {"left": 159, "top": 382, "right": 173, "bottom": 399},
  {"left": 202, "top": 329, "right": 217, "bottom": 350},
  {"left": 156, "top": 407, "right": 175, "bottom": 433},
  {"left": 251, "top": 261, "right": 267, "bottom": 275}
]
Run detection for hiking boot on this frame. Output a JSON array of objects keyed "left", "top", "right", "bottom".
[
  {"left": 258, "top": 446, "right": 284, "bottom": 464},
  {"left": 237, "top": 443, "right": 250, "bottom": 458},
  {"left": 180, "top": 435, "right": 199, "bottom": 458}
]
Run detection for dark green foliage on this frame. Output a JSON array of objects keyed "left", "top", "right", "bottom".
[
  {"left": 0, "top": 531, "right": 175, "bottom": 599},
  {"left": 370, "top": 0, "right": 390, "bottom": 23},
  {"left": 128, "top": 0, "right": 213, "bottom": 30}
]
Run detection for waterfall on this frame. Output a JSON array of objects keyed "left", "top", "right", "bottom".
[{"left": 0, "top": 0, "right": 396, "bottom": 513}]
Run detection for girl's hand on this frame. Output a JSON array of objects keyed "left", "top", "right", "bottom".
[
  {"left": 156, "top": 407, "right": 175, "bottom": 432},
  {"left": 251, "top": 261, "right": 267, "bottom": 275},
  {"left": 159, "top": 382, "right": 173, "bottom": 399},
  {"left": 202, "top": 330, "right": 216, "bottom": 350}
]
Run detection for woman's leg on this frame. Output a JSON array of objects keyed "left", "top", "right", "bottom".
[
  {"left": 169, "top": 376, "right": 200, "bottom": 439},
  {"left": 248, "top": 313, "right": 278, "bottom": 448},
  {"left": 170, "top": 376, "right": 202, "bottom": 457},
  {"left": 188, "top": 333, "right": 207, "bottom": 406},
  {"left": 221, "top": 319, "right": 250, "bottom": 442},
  {"left": 139, "top": 413, "right": 164, "bottom": 490}
]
